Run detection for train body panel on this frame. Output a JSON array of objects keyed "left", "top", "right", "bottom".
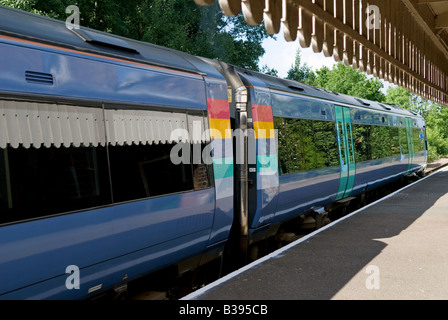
[
  {"left": 275, "top": 168, "right": 340, "bottom": 222},
  {"left": 352, "top": 157, "right": 407, "bottom": 196},
  {"left": 0, "top": 39, "right": 206, "bottom": 110},
  {"left": 0, "top": 189, "right": 214, "bottom": 299}
]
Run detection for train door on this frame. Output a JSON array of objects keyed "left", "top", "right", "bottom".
[
  {"left": 335, "top": 105, "right": 356, "bottom": 200},
  {"left": 405, "top": 117, "right": 415, "bottom": 174}
]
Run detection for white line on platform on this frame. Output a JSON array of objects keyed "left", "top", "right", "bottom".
[{"left": 181, "top": 166, "right": 447, "bottom": 300}]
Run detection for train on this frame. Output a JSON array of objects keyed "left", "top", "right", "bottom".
[{"left": 0, "top": 5, "right": 427, "bottom": 299}]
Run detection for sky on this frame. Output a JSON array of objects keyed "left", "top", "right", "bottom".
[
  {"left": 259, "top": 34, "right": 335, "bottom": 77},
  {"left": 258, "top": 31, "right": 394, "bottom": 94}
]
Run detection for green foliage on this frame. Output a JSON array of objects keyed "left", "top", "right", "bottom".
[
  {"left": 385, "top": 86, "right": 413, "bottom": 110},
  {"left": 260, "top": 65, "right": 278, "bottom": 77},
  {"left": 308, "top": 62, "right": 385, "bottom": 102},
  {"left": 424, "top": 105, "right": 448, "bottom": 161},
  {"left": 309, "top": 66, "right": 330, "bottom": 88},
  {"left": 0, "top": 0, "right": 69, "bottom": 17},
  {"left": 385, "top": 86, "right": 448, "bottom": 162},
  {"left": 426, "top": 126, "right": 448, "bottom": 162},
  {"left": 1, "top": 0, "right": 271, "bottom": 71},
  {"left": 286, "top": 48, "right": 313, "bottom": 84}
]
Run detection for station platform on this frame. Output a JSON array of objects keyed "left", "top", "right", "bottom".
[{"left": 183, "top": 162, "right": 448, "bottom": 300}]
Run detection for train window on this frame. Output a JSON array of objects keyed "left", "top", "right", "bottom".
[
  {"left": 314, "top": 121, "right": 339, "bottom": 168},
  {"left": 352, "top": 124, "right": 401, "bottom": 162},
  {"left": 346, "top": 123, "right": 355, "bottom": 164},
  {"left": 193, "top": 162, "right": 214, "bottom": 190},
  {"left": 193, "top": 143, "right": 214, "bottom": 190},
  {"left": 275, "top": 117, "right": 315, "bottom": 174},
  {"left": 389, "top": 127, "right": 401, "bottom": 156},
  {"left": 370, "top": 126, "right": 394, "bottom": 159},
  {"left": 108, "top": 142, "right": 212, "bottom": 203},
  {"left": 398, "top": 127, "right": 409, "bottom": 155},
  {"left": 0, "top": 145, "right": 112, "bottom": 225},
  {"left": 337, "top": 122, "right": 346, "bottom": 165},
  {"left": 352, "top": 124, "right": 371, "bottom": 162},
  {"left": 413, "top": 128, "right": 425, "bottom": 152},
  {"left": 274, "top": 117, "right": 338, "bottom": 175},
  {"left": 0, "top": 99, "right": 213, "bottom": 225}
]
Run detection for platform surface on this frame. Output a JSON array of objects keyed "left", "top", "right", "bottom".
[{"left": 183, "top": 166, "right": 448, "bottom": 300}]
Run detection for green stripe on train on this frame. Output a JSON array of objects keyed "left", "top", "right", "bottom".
[{"left": 213, "top": 158, "right": 234, "bottom": 179}]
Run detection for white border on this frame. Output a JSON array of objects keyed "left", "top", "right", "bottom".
[{"left": 181, "top": 166, "right": 447, "bottom": 300}]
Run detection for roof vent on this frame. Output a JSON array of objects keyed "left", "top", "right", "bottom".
[
  {"left": 379, "top": 103, "right": 392, "bottom": 110},
  {"left": 355, "top": 98, "right": 370, "bottom": 106},
  {"left": 323, "top": 89, "right": 339, "bottom": 95},
  {"left": 288, "top": 85, "right": 304, "bottom": 92},
  {"left": 384, "top": 103, "right": 399, "bottom": 109},
  {"left": 72, "top": 28, "right": 139, "bottom": 54},
  {"left": 25, "top": 71, "right": 54, "bottom": 85}
]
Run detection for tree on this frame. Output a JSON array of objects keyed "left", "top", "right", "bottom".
[
  {"left": 385, "top": 86, "right": 414, "bottom": 111},
  {"left": 1, "top": 0, "right": 272, "bottom": 71},
  {"left": 286, "top": 48, "right": 313, "bottom": 84},
  {"left": 309, "top": 62, "right": 385, "bottom": 102},
  {"left": 260, "top": 65, "right": 279, "bottom": 77},
  {"left": 425, "top": 107, "right": 448, "bottom": 161},
  {"left": 310, "top": 66, "right": 330, "bottom": 89},
  {"left": 386, "top": 86, "right": 448, "bottom": 161}
]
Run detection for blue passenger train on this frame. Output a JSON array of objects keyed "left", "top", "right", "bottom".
[{"left": 0, "top": 6, "right": 427, "bottom": 299}]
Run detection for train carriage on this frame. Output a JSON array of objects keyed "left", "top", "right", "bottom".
[
  {"left": 205, "top": 64, "right": 427, "bottom": 255},
  {"left": 0, "top": 5, "right": 234, "bottom": 299}
]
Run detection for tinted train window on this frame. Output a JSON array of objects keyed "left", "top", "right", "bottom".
[
  {"left": 0, "top": 146, "right": 112, "bottom": 225},
  {"left": 413, "top": 128, "right": 425, "bottom": 152},
  {"left": 352, "top": 124, "right": 371, "bottom": 162},
  {"left": 0, "top": 141, "right": 213, "bottom": 225},
  {"left": 274, "top": 117, "right": 338, "bottom": 175},
  {"left": 389, "top": 127, "right": 401, "bottom": 156},
  {"left": 108, "top": 142, "right": 212, "bottom": 203},
  {"left": 352, "top": 124, "right": 401, "bottom": 161},
  {"left": 370, "top": 126, "right": 395, "bottom": 159},
  {"left": 398, "top": 127, "right": 409, "bottom": 154},
  {"left": 314, "top": 121, "right": 339, "bottom": 168}
]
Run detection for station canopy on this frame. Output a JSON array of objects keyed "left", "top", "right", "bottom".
[{"left": 194, "top": 0, "right": 448, "bottom": 107}]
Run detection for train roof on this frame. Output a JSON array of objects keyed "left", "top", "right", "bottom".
[
  {"left": 0, "top": 5, "right": 224, "bottom": 80},
  {"left": 235, "top": 67, "right": 421, "bottom": 118}
]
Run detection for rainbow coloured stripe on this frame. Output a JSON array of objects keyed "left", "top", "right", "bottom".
[
  {"left": 252, "top": 104, "right": 278, "bottom": 180},
  {"left": 207, "top": 98, "right": 233, "bottom": 198}
]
